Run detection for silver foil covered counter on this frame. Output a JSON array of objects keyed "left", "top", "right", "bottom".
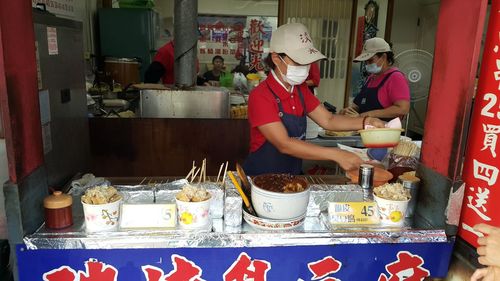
[{"left": 24, "top": 179, "right": 448, "bottom": 250}]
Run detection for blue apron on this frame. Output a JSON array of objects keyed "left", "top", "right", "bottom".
[
  {"left": 353, "top": 71, "right": 400, "bottom": 121},
  {"left": 243, "top": 82, "right": 307, "bottom": 176}
]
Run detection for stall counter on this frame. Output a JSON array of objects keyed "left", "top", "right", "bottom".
[{"left": 18, "top": 176, "right": 454, "bottom": 280}]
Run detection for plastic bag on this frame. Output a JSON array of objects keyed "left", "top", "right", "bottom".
[
  {"left": 387, "top": 152, "right": 419, "bottom": 180},
  {"left": 233, "top": 72, "right": 248, "bottom": 92},
  {"left": 219, "top": 72, "right": 233, "bottom": 87}
]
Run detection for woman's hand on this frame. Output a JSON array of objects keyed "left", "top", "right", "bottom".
[
  {"left": 334, "top": 149, "right": 364, "bottom": 171},
  {"left": 471, "top": 266, "right": 500, "bottom": 281},
  {"left": 365, "top": 117, "right": 386, "bottom": 128},
  {"left": 475, "top": 224, "right": 500, "bottom": 267},
  {"left": 339, "top": 106, "right": 359, "bottom": 116}
]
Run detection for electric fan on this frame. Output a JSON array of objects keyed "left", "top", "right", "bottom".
[{"left": 394, "top": 49, "right": 434, "bottom": 135}]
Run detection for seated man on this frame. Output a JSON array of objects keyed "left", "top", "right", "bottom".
[{"left": 202, "top": 55, "right": 226, "bottom": 86}]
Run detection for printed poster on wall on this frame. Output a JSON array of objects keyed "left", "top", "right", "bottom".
[
  {"left": 47, "top": 27, "right": 58, "bottom": 55},
  {"left": 197, "top": 15, "right": 277, "bottom": 69},
  {"left": 198, "top": 16, "right": 247, "bottom": 64}
]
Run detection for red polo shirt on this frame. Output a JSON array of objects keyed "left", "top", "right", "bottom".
[
  {"left": 153, "top": 41, "right": 175, "bottom": 84},
  {"left": 153, "top": 41, "right": 200, "bottom": 85},
  {"left": 248, "top": 72, "right": 321, "bottom": 152}
]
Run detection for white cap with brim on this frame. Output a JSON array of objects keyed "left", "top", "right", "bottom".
[
  {"left": 353, "top": 37, "right": 391, "bottom": 62},
  {"left": 270, "top": 23, "right": 326, "bottom": 65}
]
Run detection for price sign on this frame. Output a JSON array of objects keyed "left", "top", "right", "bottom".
[
  {"left": 120, "top": 203, "right": 177, "bottom": 229},
  {"left": 328, "top": 202, "right": 380, "bottom": 225}
]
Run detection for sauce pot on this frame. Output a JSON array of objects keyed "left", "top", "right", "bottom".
[{"left": 44, "top": 191, "right": 73, "bottom": 229}]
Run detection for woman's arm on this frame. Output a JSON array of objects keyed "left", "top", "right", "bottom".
[
  {"left": 359, "top": 100, "right": 410, "bottom": 118},
  {"left": 308, "top": 104, "right": 385, "bottom": 131},
  {"left": 258, "top": 121, "right": 364, "bottom": 171}
]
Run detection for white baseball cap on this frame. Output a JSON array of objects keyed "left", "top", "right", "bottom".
[
  {"left": 354, "top": 37, "right": 391, "bottom": 62},
  {"left": 270, "top": 23, "right": 326, "bottom": 65}
]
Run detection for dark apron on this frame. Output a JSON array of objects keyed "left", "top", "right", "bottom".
[
  {"left": 243, "top": 83, "right": 307, "bottom": 176},
  {"left": 353, "top": 71, "right": 399, "bottom": 121}
]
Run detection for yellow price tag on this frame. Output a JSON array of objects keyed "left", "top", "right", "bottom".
[{"left": 328, "top": 202, "right": 380, "bottom": 225}]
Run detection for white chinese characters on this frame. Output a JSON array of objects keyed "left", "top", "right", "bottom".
[
  {"left": 473, "top": 159, "right": 499, "bottom": 186},
  {"left": 481, "top": 124, "right": 500, "bottom": 157}
]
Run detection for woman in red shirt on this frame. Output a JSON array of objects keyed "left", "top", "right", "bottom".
[{"left": 243, "top": 23, "right": 385, "bottom": 176}]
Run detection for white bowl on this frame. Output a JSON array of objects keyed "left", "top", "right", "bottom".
[
  {"left": 250, "top": 175, "right": 310, "bottom": 220},
  {"left": 358, "top": 128, "right": 404, "bottom": 148}
]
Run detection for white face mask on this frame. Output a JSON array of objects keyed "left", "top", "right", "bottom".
[
  {"left": 365, "top": 57, "right": 384, "bottom": 74},
  {"left": 278, "top": 56, "right": 310, "bottom": 85}
]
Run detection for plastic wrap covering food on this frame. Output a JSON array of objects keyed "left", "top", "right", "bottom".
[
  {"left": 386, "top": 140, "right": 421, "bottom": 179},
  {"left": 69, "top": 174, "right": 110, "bottom": 193}
]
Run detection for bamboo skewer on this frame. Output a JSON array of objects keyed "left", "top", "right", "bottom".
[
  {"left": 191, "top": 167, "right": 200, "bottom": 183},
  {"left": 222, "top": 161, "right": 229, "bottom": 184},
  {"left": 185, "top": 166, "right": 195, "bottom": 181},
  {"left": 216, "top": 163, "right": 224, "bottom": 183},
  {"left": 198, "top": 161, "right": 204, "bottom": 184},
  {"left": 202, "top": 158, "right": 206, "bottom": 183}
]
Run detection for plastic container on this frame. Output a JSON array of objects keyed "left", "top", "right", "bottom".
[
  {"left": 44, "top": 191, "right": 73, "bottom": 229},
  {"left": 358, "top": 128, "right": 404, "bottom": 148}
]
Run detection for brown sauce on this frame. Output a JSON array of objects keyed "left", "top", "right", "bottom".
[{"left": 253, "top": 174, "right": 308, "bottom": 193}]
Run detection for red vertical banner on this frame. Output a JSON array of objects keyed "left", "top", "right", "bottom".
[{"left": 459, "top": 1, "right": 500, "bottom": 247}]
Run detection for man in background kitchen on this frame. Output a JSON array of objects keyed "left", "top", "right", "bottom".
[
  {"left": 145, "top": 40, "right": 201, "bottom": 85},
  {"left": 145, "top": 40, "right": 175, "bottom": 84},
  {"left": 201, "top": 55, "right": 226, "bottom": 86}
]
